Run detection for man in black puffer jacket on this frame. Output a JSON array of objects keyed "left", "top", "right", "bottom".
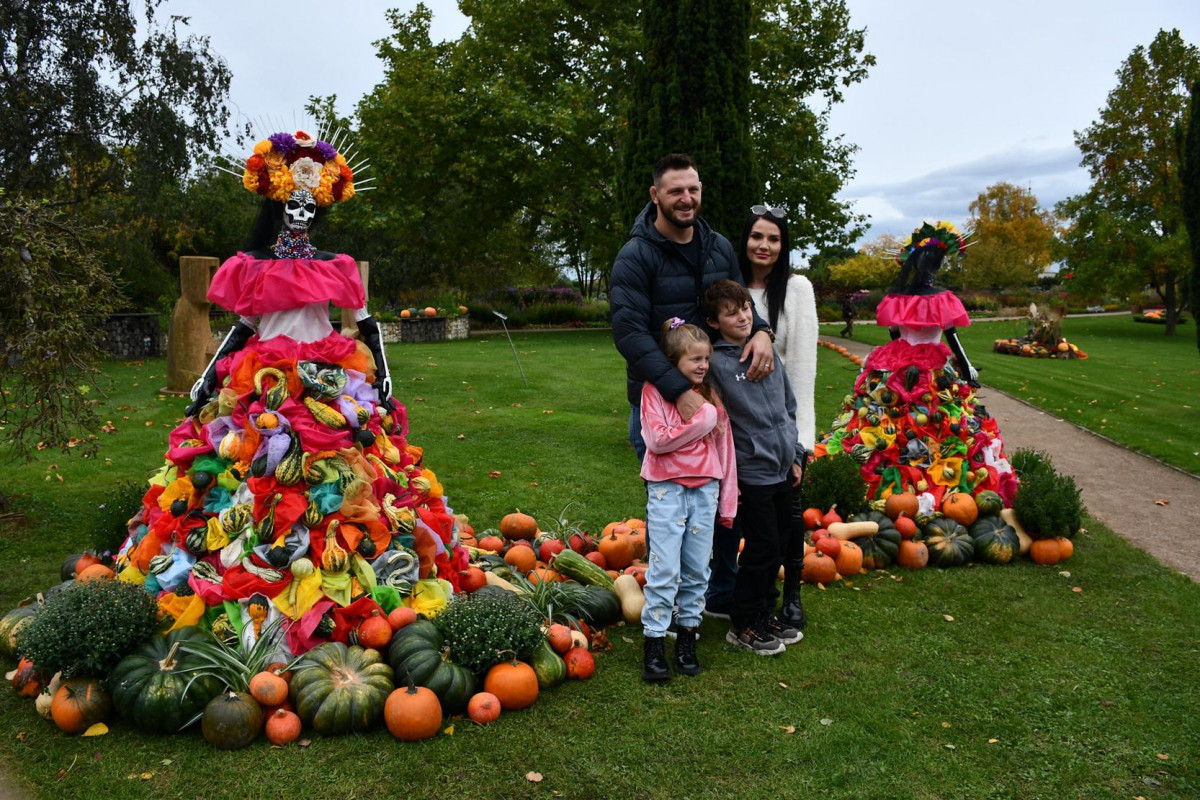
[{"left": 611, "top": 153, "right": 775, "bottom": 460}]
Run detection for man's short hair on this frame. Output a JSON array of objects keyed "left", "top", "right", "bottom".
[
  {"left": 701, "top": 279, "right": 751, "bottom": 322},
  {"left": 652, "top": 153, "right": 698, "bottom": 186}
]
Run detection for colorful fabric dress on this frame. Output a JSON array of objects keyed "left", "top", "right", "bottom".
[
  {"left": 114, "top": 252, "right": 466, "bottom": 655},
  {"left": 814, "top": 289, "right": 1017, "bottom": 511}
]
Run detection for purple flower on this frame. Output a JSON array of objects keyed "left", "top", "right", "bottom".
[
  {"left": 269, "top": 132, "right": 297, "bottom": 156},
  {"left": 316, "top": 140, "right": 337, "bottom": 161}
]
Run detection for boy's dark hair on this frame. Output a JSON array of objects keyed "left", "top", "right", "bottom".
[
  {"left": 701, "top": 279, "right": 751, "bottom": 323},
  {"left": 653, "top": 153, "right": 698, "bottom": 186}
]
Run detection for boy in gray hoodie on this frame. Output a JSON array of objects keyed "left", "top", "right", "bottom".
[{"left": 701, "top": 280, "right": 807, "bottom": 655}]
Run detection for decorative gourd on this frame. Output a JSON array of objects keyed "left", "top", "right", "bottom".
[
  {"left": 201, "top": 691, "right": 262, "bottom": 749},
  {"left": 249, "top": 671, "right": 290, "bottom": 707},
  {"left": 612, "top": 574, "right": 645, "bottom": 624},
  {"left": 941, "top": 493, "right": 979, "bottom": 526},
  {"left": 109, "top": 628, "right": 224, "bottom": 734},
  {"left": 973, "top": 490, "right": 1005, "bottom": 516},
  {"left": 500, "top": 512, "right": 539, "bottom": 541},
  {"left": 386, "top": 620, "right": 477, "bottom": 715},
  {"left": 290, "top": 642, "right": 394, "bottom": 736},
  {"left": 564, "top": 646, "right": 595, "bottom": 680},
  {"left": 467, "top": 691, "right": 501, "bottom": 724},
  {"left": 1029, "top": 538, "right": 1062, "bottom": 565},
  {"left": 274, "top": 432, "right": 305, "bottom": 485},
  {"left": 551, "top": 549, "right": 616, "bottom": 589},
  {"left": 884, "top": 492, "right": 919, "bottom": 521},
  {"left": 969, "top": 515, "right": 1021, "bottom": 565},
  {"left": 846, "top": 511, "right": 902, "bottom": 569},
  {"left": 11, "top": 657, "right": 46, "bottom": 698},
  {"left": 0, "top": 605, "right": 38, "bottom": 660},
  {"left": 801, "top": 551, "right": 838, "bottom": 584},
  {"left": 265, "top": 708, "right": 302, "bottom": 746},
  {"left": 51, "top": 677, "right": 113, "bottom": 735},
  {"left": 922, "top": 518, "right": 975, "bottom": 568},
  {"left": 833, "top": 540, "right": 863, "bottom": 577},
  {"left": 321, "top": 537, "right": 349, "bottom": 573},
  {"left": 483, "top": 660, "right": 539, "bottom": 710},
  {"left": 895, "top": 540, "right": 929, "bottom": 570},
  {"left": 529, "top": 637, "right": 567, "bottom": 689},
  {"left": 546, "top": 624, "right": 573, "bottom": 655},
  {"left": 384, "top": 678, "right": 443, "bottom": 741}
]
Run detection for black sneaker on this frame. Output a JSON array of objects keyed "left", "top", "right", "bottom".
[
  {"left": 725, "top": 620, "right": 785, "bottom": 656},
  {"left": 763, "top": 614, "right": 804, "bottom": 646},
  {"left": 702, "top": 603, "right": 732, "bottom": 621}
]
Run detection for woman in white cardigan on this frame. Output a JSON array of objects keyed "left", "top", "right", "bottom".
[{"left": 706, "top": 205, "right": 817, "bottom": 629}]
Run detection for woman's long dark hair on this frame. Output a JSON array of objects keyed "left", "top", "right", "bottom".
[
  {"left": 888, "top": 245, "right": 946, "bottom": 295},
  {"left": 737, "top": 210, "right": 791, "bottom": 331}
]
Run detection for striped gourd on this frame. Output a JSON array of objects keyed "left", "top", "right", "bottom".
[
  {"left": 255, "top": 367, "right": 289, "bottom": 410},
  {"left": 303, "top": 397, "right": 348, "bottom": 429},
  {"left": 275, "top": 433, "right": 305, "bottom": 485}
]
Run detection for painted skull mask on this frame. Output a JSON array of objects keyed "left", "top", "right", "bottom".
[{"left": 283, "top": 189, "right": 318, "bottom": 231}]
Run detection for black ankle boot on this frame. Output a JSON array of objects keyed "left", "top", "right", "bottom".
[
  {"left": 674, "top": 626, "right": 701, "bottom": 676},
  {"left": 642, "top": 636, "right": 671, "bottom": 682},
  {"left": 781, "top": 562, "right": 807, "bottom": 630}
]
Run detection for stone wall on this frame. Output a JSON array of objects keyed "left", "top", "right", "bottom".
[
  {"left": 397, "top": 316, "right": 470, "bottom": 343},
  {"left": 102, "top": 314, "right": 166, "bottom": 358}
]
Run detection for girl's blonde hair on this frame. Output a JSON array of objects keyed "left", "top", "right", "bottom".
[{"left": 659, "top": 319, "right": 722, "bottom": 409}]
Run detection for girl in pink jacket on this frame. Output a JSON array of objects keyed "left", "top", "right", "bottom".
[{"left": 638, "top": 318, "right": 738, "bottom": 682}]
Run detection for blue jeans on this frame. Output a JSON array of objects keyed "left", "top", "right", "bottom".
[
  {"left": 641, "top": 480, "right": 717, "bottom": 637},
  {"left": 628, "top": 404, "right": 646, "bottom": 463}
]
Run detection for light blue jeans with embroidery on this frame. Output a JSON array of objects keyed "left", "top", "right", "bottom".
[{"left": 641, "top": 479, "right": 717, "bottom": 637}]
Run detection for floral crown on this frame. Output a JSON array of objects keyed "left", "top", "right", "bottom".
[
  {"left": 218, "top": 125, "right": 372, "bottom": 207},
  {"left": 893, "top": 220, "right": 973, "bottom": 264}
]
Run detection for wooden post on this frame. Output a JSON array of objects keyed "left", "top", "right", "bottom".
[{"left": 164, "top": 256, "right": 219, "bottom": 394}]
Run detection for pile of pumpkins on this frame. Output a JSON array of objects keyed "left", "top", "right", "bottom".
[
  {"left": 992, "top": 336, "right": 1088, "bottom": 359},
  {"left": 2, "top": 509, "right": 626, "bottom": 747},
  {"left": 800, "top": 488, "right": 1074, "bottom": 582}
]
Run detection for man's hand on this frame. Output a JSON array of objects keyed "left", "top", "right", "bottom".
[
  {"left": 676, "top": 388, "right": 705, "bottom": 421},
  {"left": 740, "top": 329, "right": 775, "bottom": 381},
  {"left": 790, "top": 461, "right": 804, "bottom": 487}
]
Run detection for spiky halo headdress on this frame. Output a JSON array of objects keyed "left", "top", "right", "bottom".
[{"left": 889, "top": 219, "right": 975, "bottom": 264}]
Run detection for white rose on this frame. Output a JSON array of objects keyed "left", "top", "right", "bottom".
[{"left": 290, "top": 157, "right": 322, "bottom": 191}]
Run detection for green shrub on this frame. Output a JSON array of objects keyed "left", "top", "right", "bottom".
[
  {"left": 86, "top": 480, "right": 145, "bottom": 556},
  {"left": 17, "top": 579, "right": 161, "bottom": 677},
  {"left": 801, "top": 454, "right": 868, "bottom": 515},
  {"left": 1012, "top": 448, "right": 1083, "bottom": 539},
  {"left": 434, "top": 589, "right": 544, "bottom": 674}
]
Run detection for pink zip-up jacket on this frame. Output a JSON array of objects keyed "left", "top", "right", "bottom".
[{"left": 639, "top": 383, "right": 738, "bottom": 521}]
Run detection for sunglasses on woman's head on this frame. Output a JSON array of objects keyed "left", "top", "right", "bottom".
[{"left": 751, "top": 205, "right": 786, "bottom": 219}]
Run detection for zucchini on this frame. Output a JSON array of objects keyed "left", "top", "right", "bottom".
[{"left": 551, "top": 549, "right": 615, "bottom": 589}]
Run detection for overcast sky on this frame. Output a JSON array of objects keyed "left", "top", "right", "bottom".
[{"left": 166, "top": 0, "right": 1200, "bottom": 245}]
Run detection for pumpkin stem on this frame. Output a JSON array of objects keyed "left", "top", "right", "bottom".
[
  {"left": 158, "top": 641, "right": 182, "bottom": 672},
  {"left": 405, "top": 669, "right": 419, "bottom": 695}
]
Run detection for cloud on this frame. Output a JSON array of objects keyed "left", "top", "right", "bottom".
[{"left": 842, "top": 145, "right": 1088, "bottom": 243}]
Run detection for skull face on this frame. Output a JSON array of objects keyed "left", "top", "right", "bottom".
[{"left": 283, "top": 190, "right": 317, "bottom": 231}]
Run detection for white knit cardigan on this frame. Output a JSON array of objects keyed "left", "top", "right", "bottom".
[{"left": 749, "top": 274, "right": 819, "bottom": 449}]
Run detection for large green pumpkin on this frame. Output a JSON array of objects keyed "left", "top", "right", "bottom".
[
  {"left": 923, "top": 518, "right": 975, "bottom": 568},
  {"left": 969, "top": 515, "right": 1020, "bottom": 565},
  {"left": 387, "top": 619, "right": 477, "bottom": 714},
  {"left": 110, "top": 627, "right": 223, "bottom": 733},
  {"left": 847, "top": 510, "right": 902, "bottom": 569},
  {"left": 0, "top": 606, "right": 38, "bottom": 660},
  {"left": 290, "top": 642, "right": 393, "bottom": 736},
  {"left": 973, "top": 490, "right": 1005, "bottom": 517},
  {"left": 574, "top": 586, "right": 623, "bottom": 629}
]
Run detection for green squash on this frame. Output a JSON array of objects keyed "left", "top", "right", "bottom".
[
  {"left": 290, "top": 642, "right": 393, "bottom": 736},
  {"left": 201, "top": 690, "right": 262, "bottom": 750},
  {"left": 574, "top": 586, "right": 623, "bottom": 629},
  {"left": 973, "top": 490, "right": 1005, "bottom": 516},
  {"left": 529, "top": 637, "right": 566, "bottom": 689},
  {"left": 922, "top": 518, "right": 975, "bottom": 568},
  {"left": 110, "top": 627, "right": 224, "bottom": 733},
  {"left": 386, "top": 620, "right": 477, "bottom": 714},
  {"left": 847, "top": 510, "right": 902, "bottom": 569},
  {"left": 969, "top": 515, "right": 1020, "bottom": 565},
  {"left": 0, "top": 605, "right": 38, "bottom": 660}
]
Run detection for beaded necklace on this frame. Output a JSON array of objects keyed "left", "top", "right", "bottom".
[{"left": 272, "top": 229, "right": 317, "bottom": 259}]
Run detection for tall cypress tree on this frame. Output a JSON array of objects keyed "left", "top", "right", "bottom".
[
  {"left": 620, "top": 0, "right": 754, "bottom": 242},
  {"left": 1183, "top": 81, "right": 1200, "bottom": 356}
]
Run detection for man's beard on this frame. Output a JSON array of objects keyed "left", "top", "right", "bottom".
[{"left": 659, "top": 202, "right": 699, "bottom": 229}]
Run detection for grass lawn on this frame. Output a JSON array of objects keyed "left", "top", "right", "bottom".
[
  {"left": 2, "top": 330, "right": 1198, "bottom": 799},
  {"left": 841, "top": 313, "right": 1200, "bottom": 476}
]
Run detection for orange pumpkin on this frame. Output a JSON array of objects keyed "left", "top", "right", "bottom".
[
  {"left": 76, "top": 563, "right": 115, "bottom": 583},
  {"left": 1029, "top": 538, "right": 1062, "bottom": 565},
  {"left": 546, "top": 624, "right": 573, "bottom": 655},
  {"left": 248, "top": 671, "right": 289, "bottom": 707},
  {"left": 500, "top": 512, "right": 539, "bottom": 540},
  {"left": 626, "top": 528, "right": 647, "bottom": 560},
  {"left": 385, "top": 681, "right": 443, "bottom": 741},
  {"left": 423, "top": 306, "right": 437, "bottom": 317},
  {"left": 400, "top": 309, "right": 412, "bottom": 319},
  {"left": 264, "top": 661, "right": 293, "bottom": 683},
  {"left": 801, "top": 551, "right": 838, "bottom": 585},
  {"left": 483, "top": 661, "right": 539, "bottom": 710},
  {"left": 388, "top": 606, "right": 419, "bottom": 631},
  {"left": 467, "top": 692, "right": 501, "bottom": 724},
  {"left": 833, "top": 540, "right": 863, "bottom": 577},
  {"left": 896, "top": 540, "right": 929, "bottom": 570},
  {"left": 51, "top": 678, "right": 113, "bottom": 735},
  {"left": 624, "top": 518, "right": 646, "bottom": 531},
  {"left": 598, "top": 531, "right": 634, "bottom": 570},
  {"left": 11, "top": 657, "right": 46, "bottom": 698},
  {"left": 941, "top": 493, "right": 979, "bottom": 527},
  {"left": 458, "top": 566, "right": 488, "bottom": 594},
  {"left": 564, "top": 647, "right": 595, "bottom": 680},
  {"left": 528, "top": 567, "right": 561, "bottom": 585},
  {"left": 1056, "top": 537, "right": 1074, "bottom": 561},
  {"left": 584, "top": 550, "right": 608, "bottom": 570},
  {"left": 357, "top": 610, "right": 393, "bottom": 650},
  {"left": 265, "top": 708, "right": 302, "bottom": 745},
  {"left": 893, "top": 514, "right": 918, "bottom": 540},
  {"left": 884, "top": 492, "right": 920, "bottom": 521},
  {"left": 504, "top": 545, "right": 537, "bottom": 574},
  {"left": 477, "top": 535, "right": 505, "bottom": 554}
]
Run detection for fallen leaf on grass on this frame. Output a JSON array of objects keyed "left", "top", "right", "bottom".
[
  {"left": 779, "top": 725, "right": 796, "bottom": 734},
  {"left": 779, "top": 682, "right": 789, "bottom": 689},
  {"left": 81, "top": 723, "right": 108, "bottom": 736},
  {"left": 160, "top": 759, "right": 173, "bottom": 766},
  {"left": 988, "top": 738, "right": 998, "bottom": 744},
  {"left": 1058, "top": 571, "right": 1071, "bottom": 577},
  {"left": 529, "top": 482, "right": 539, "bottom": 487},
  {"left": 1154, "top": 498, "right": 1169, "bottom": 506},
  {"left": 1072, "top": 587, "right": 1083, "bottom": 593},
  {"left": 943, "top": 615, "right": 954, "bottom": 622},
  {"left": 140, "top": 773, "right": 154, "bottom": 781},
  {"left": 941, "top": 722, "right": 951, "bottom": 728},
  {"left": 1157, "top": 754, "right": 1169, "bottom": 760},
  {"left": 526, "top": 772, "right": 543, "bottom": 783},
  {"left": 819, "top": 718, "right": 833, "bottom": 726},
  {"left": 443, "top": 725, "right": 454, "bottom": 735},
  {"left": 944, "top": 744, "right": 956, "bottom": 750},
  {"left": 512, "top": 403, "right": 523, "bottom": 408},
  {"left": 298, "top": 739, "right": 311, "bottom": 747},
  {"left": 457, "top": 434, "right": 466, "bottom": 440},
  {"left": 489, "top": 471, "right": 502, "bottom": 478},
  {"left": 14, "top": 730, "right": 25, "bottom": 740},
  {"left": 144, "top": 421, "right": 154, "bottom": 427}
]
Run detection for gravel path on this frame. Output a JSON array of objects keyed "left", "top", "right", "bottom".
[{"left": 822, "top": 334, "right": 1200, "bottom": 581}]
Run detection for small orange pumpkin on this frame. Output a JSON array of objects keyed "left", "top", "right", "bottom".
[
  {"left": 896, "top": 540, "right": 929, "bottom": 570},
  {"left": 11, "top": 657, "right": 46, "bottom": 698},
  {"left": 893, "top": 514, "right": 918, "bottom": 540},
  {"left": 357, "top": 610, "right": 393, "bottom": 650},
  {"left": 1029, "top": 538, "right": 1062, "bottom": 565},
  {"left": 598, "top": 531, "right": 634, "bottom": 570},
  {"left": 51, "top": 677, "right": 113, "bottom": 735},
  {"left": 388, "top": 606, "right": 419, "bottom": 631},
  {"left": 248, "top": 671, "right": 289, "bottom": 707},
  {"left": 500, "top": 511, "right": 539, "bottom": 540},
  {"left": 483, "top": 661, "right": 539, "bottom": 710},
  {"left": 76, "top": 563, "right": 115, "bottom": 583},
  {"left": 385, "top": 680, "right": 443, "bottom": 741},
  {"left": 546, "top": 624, "right": 573, "bottom": 655},
  {"left": 265, "top": 708, "right": 302, "bottom": 745},
  {"left": 884, "top": 492, "right": 920, "bottom": 521},
  {"left": 1056, "top": 537, "right": 1074, "bottom": 561},
  {"left": 503, "top": 545, "right": 537, "bottom": 574},
  {"left": 801, "top": 551, "right": 838, "bottom": 585},
  {"left": 477, "top": 535, "right": 505, "bottom": 554},
  {"left": 941, "top": 493, "right": 979, "bottom": 527},
  {"left": 833, "top": 540, "right": 863, "bottom": 577},
  {"left": 564, "top": 647, "right": 595, "bottom": 680},
  {"left": 467, "top": 691, "right": 501, "bottom": 724}
]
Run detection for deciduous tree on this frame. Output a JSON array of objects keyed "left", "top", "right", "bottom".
[{"left": 966, "top": 182, "right": 1058, "bottom": 289}]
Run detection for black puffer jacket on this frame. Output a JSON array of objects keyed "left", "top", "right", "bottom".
[{"left": 610, "top": 202, "right": 768, "bottom": 405}]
